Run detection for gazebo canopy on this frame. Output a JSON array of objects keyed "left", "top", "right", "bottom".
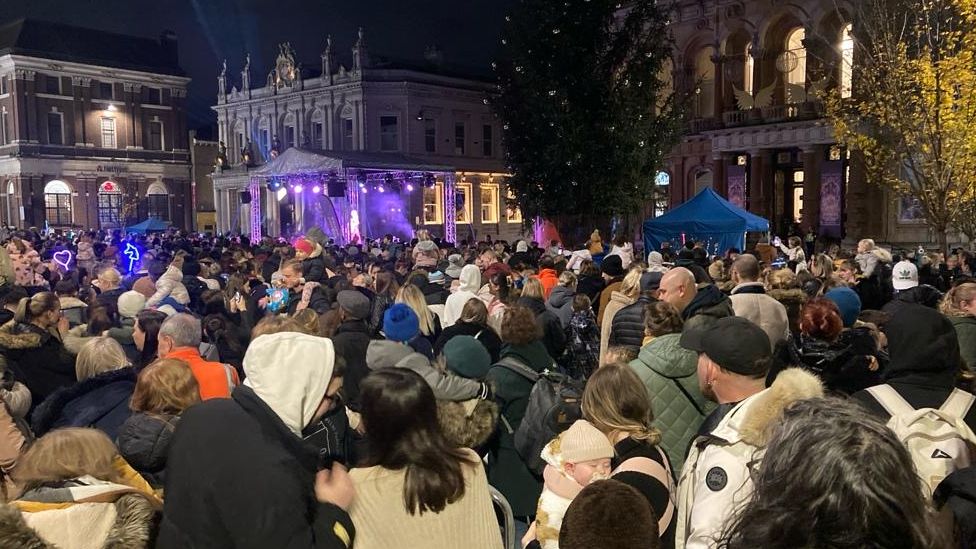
[
  {"left": 249, "top": 147, "right": 456, "bottom": 176},
  {"left": 643, "top": 188, "right": 769, "bottom": 256}
]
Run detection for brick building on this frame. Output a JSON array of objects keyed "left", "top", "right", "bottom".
[{"left": 0, "top": 18, "right": 193, "bottom": 231}]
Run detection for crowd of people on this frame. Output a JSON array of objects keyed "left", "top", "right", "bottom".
[{"left": 0, "top": 225, "right": 972, "bottom": 548}]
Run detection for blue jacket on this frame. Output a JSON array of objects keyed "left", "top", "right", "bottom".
[{"left": 31, "top": 367, "right": 136, "bottom": 440}]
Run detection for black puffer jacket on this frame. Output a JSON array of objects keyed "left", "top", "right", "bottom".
[
  {"left": 792, "top": 328, "right": 885, "bottom": 395},
  {"left": 882, "top": 284, "right": 943, "bottom": 318},
  {"left": 117, "top": 411, "right": 182, "bottom": 487},
  {"left": 517, "top": 296, "right": 567, "bottom": 358},
  {"left": 609, "top": 296, "right": 655, "bottom": 351},
  {"left": 0, "top": 322, "right": 76, "bottom": 410}
]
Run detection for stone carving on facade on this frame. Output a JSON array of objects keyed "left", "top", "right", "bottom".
[
  {"left": 241, "top": 139, "right": 253, "bottom": 166},
  {"left": 272, "top": 43, "right": 299, "bottom": 89},
  {"left": 242, "top": 53, "right": 251, "bottom": 90},
  {"left": 71, "top": 76, "right": 92, "bottom": 87},
  {"left": 218, "top": 59, "right": 227, "bottom": 97},
  {"left": 270, "top": 135, "right": 281, "bottom": 159},
  {"left": 215, "top": 141, "right": 229, "bottom": 171}
]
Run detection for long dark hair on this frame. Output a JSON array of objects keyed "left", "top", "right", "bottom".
[
  {"left": 719, "top": 397, "right": 949, "bottom": 549},
  {"left": 490, "top": 271, "right": 510, "bottom": 303},
  {"left": 134, "top": 309, "right": 167, "bottom": 369},
  {"left": 359, "top": 369, "right": 474, "bottom": 515}
]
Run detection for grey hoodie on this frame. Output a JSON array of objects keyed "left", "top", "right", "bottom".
[
  {"left": 546, "top": 285, "right": 575, "bottom": 329},
  {"left": 366, "top": 340, "right": 481, "bottom": 401}
]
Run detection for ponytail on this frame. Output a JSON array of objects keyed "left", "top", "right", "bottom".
[
  {"left": 14, "top": 292, "right": 60, "bottom": 324},
  {"left": 13, "top": 297, "right": 30, "bottom": 323}
]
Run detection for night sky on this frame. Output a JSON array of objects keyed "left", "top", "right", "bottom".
[{"left": 4, "top": 0, "right": 515, "bottom": 133}]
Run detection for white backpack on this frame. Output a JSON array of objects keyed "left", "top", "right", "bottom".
[{"left": 867, "top": 384, "right": 976, "bottom": 497}]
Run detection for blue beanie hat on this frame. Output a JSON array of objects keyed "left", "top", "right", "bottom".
[
  {"left": 825, "top": 286, "right": 861, "bottom": 328},
  {"left": 383, "top": 303, "right": 420, "bottom": 342}
]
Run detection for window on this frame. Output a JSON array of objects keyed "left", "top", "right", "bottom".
[
  {"left": 47, "top": 112, "right": 63, "bottom": 145},
  {"left": 260, "top": 128, "right": 270, "bottom": 158},
  {"left": 482, "top": 125, "right": 493, "bottom": 157},
  {"left": 505, "top": 188, "right": 522, "bottom": 223},
  {"left": 653, "top": 172, "right": 670, "bottom": 217},
  {"left": 424, "top": 119, "right": 437, "bottom": 153},
  {"left": 147, "top": 120, "right": 163, "bottom": 151},
  {"left": 379, "top": 116, "right": 399, "bottom": 151},
  {"left": 312, "top": 121, "right": 324, "bottom": 149},
  {"left": 694, "top": 48, "right": 715, "bottom": 118},
  {"left": 840, "top": 24, "right": 854, "bottom": 99},
  {"left": 0, "top": 76, "right": 7, "bottom": 95},
  {"left": 146, "top": 182, "right": 169, "bottom": 221},
  {"left": 785, "top": 28, "right": 807, "bottom": 94},
  {"left": 45, "top": 75, "right": 61, "bottom": 95},
  {"left": 480, "top": 183, "right": 499, "bottom": 223},
  {"left": 454, "top": 122, "right": 465, "bottom": 155},
  {"left": 100, "top": 117, "right": 117, "bottom": 148},
  {"left": 146, "top": 87, "right": 161, "bottom": 105},
  {"left": 44, "top": 180, "right": 72, "bottom": 226},
  {"left": 5, "top": 181, "right": 14, "bottom": 225},
  {"left": 99, "top": 82, "right": 113, "bottom": 100},
  {"left": 341, "top": 118, "right": 354, "bottom": 150},
  {"left": 97, "top": 181, "right": 123, "bottom": 228},
  {"left": 744, "top": 45, "right": 754, "bottom": 95},
  {"left": 455, "top": 183, "right": 472, "bottom": 223},
  {"left": 284, "top": 126, "right": 296, "bottom": 149},
  {"left": 423, "top": 182, "right": 444, "bottom": 224},
  {"left": 1, "top": 108, "right": 10, "bottom": 145}
]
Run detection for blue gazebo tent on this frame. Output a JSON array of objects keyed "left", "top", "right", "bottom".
[
  {"left": 125, "top": 218, "right": 171, "bottom": 234},
  {"left": 642, "top": 188, "right": 769, "bottom": 257}
]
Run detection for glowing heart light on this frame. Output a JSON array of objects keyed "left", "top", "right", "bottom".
[{"left": 53, "top": 250, "right": 73, "bottom": 271}]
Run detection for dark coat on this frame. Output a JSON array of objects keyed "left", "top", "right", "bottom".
[
  {"left": 0, "top": 322, "right": 76, "bottom": 410},
  {"left": 332, "top": 320, "right": 373, "bottom": 412},
  {"left": 881, "top": 285, "right": 944, "bottom": 318},
  {"left": 611, "top": 437, "right": 677, "bottom": 548},
  {"left": 517, "top": 296, "right": 567, "bottom": 359},
  {"left": 367, "top": 294, "right": 395, "bottom": 338},
  {"left": 546, "top": 285, "right": 575, "bottom": 330},
  {"left": 301, "top": 250, "right": 326, "bottom": 284},
  {"left": 417, "top": 281, "right": 450, "bottom": 306},
  {"left": 31, "top": 367, "right": 136, "bottom": 439},
  {"left": 285, "top": 285, "right": 330, "bottom": 316},
  {"left": 117, "top": 411, "right": 181, "bottom": 487},
  {"left": 182, "top": 275, "right": 209, "bottom": 315},
  {"left": 576, "top": 275, "right": 605, "bottom": 307},
  {"left": 609, "top": 295, "right": 655, "bottom": 351},
  {"left": 682, "top": 284, "right": 734, "bottom": 331},
  {"left": 485, "top": 341, "right": 552, "bottom": 516},
  {"left": 433, "top": 321, "right": 503, "bottom": 364},
  {"left": 157, "top": 385, "right": 355, "bottom": 549},
  {"left": 791, "top": 328, "right": 885, "bottom": 395},
  {"left": 95, "top": 287, "right": 125, "bottom": 311}
]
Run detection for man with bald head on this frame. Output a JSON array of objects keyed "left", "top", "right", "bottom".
[
  {"left": 728, "top": 254, "right": 788, "bottom": 349},
  {"left": 660, "top": 267, "right": 733, "bottom": 332}
]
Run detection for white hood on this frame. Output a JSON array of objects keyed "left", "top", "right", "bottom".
[
  {"left": 243, "top": 332, "right": 336, "bottom": 436},
  {"left": 458, "top": 264, "right": 481, "bottom": 293}
]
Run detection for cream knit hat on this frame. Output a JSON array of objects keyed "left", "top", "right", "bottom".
[{"left": 560, "top": 420, "right": 614, "bottom": 463}]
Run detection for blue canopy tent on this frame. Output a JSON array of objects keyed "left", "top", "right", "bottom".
[
  {"left": 643, "top": 188, "right": 769, "bottom": 257},
  {"left": 125, "top": 218, "right": 171, "bottom": 234}
]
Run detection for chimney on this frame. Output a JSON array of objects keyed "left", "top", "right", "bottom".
[{"left": 159, "top": 30, "right": 179, "bottom": 67}]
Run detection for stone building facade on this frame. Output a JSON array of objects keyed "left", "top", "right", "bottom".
[
  {"left": 211, "top": 32, "right": 527, "bottom": 243},
  {"left": 0, "top": 18, "right": 193, "bottom": 231},
  {"left": 662, "top": 0, "right": 939, "bottom": 248}
]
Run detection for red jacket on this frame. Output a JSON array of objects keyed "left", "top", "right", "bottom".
[{"left": 537, "top": 269, "right": 559, "bottom": 299}]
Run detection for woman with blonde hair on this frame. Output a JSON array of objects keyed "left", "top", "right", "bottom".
[
  {"left": 516, "top": 277, "right": 567, "bottom": 359},
  {"left": 31, "top": 336, "right": 135, "bottom": 440},
  {"left": 118, "top": 359, "right": 200, "bottom": 487},
  {"left": 598, "top": 268, "right": 642, "bottom": 364},
  {"left": 397, "top": 283, "right": 442, "bottom": 345},
  {"left": 0, "top": 292, "right": 74, "bottom": 409},
  {"left": 582, "top": 363, "right": 675, "bottom": 546},
  {"left": 941, "top": 281, "right": 976, "bottom": 368},
  {"left": 412, "top": 229, "right": 440, "bottom": 269},
  {"left": 4, "top": 428, "right": 160, "bottom": 548}
]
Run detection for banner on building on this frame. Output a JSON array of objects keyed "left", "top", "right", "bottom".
[
  {"left": 819, "top": 160, "right": 844, "bottom": 238},
  {"left": 727, "top": 165, "right": 746, "bottom": 209}
]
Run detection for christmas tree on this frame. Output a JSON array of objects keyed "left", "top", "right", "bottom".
[{"left": 493, "top": 0, "right": 685, "bottom": 236}]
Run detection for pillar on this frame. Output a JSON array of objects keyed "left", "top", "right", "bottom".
[
  {"left": 748, "top": 149, "right": 766, "bottom": 216},
  {"left": 712, "top": 152, "right": 727, "bottom": 198},
  {"left": 801, "top": 146, "right": 823, "bottom": 233},
  {"left": 711, "top": 51, "right": 725, "bottom": 118}
]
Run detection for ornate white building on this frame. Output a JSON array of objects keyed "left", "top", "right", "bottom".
[{"left": 211, "top": 31, "right": 527, "bottom": 243}]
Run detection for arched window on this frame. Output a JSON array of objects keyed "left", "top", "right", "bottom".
[
  {"left": 694, "top": 48, "right": 715, "bottom": 118},
  {"left": 284, "top": 113, "right": 297, "bottom": 149},
  {"left": 146, "top": 182, "right": 170, "bottom": 221},
  {"left": 744, "top": 44, "right": 755, "bottom": 95},
  {"left": 232, "top": 119, "right": 246, "bottom": 161},
  {"left": 694, "top": 170, "right": 713, "bottom": 193},
  {"left": 97, "top": 180, "right": 123, "bottom": 228},
  {"left": 654, "top": 171, "right": 670, "bottom": 217},
  {"left": 44, "top": 180, "right": 72, "bottom": 226},
  {"left": 5, "top": 181, "right": 15, "bottom": 227},
  {"left": 310, "top": 109, "right": 325, "bottom": 149},
  {"left": 784, "top": 28, "right": 807, "bottom": 91},
  {"left": 840, "top": 24, "right": 854, "bottom": 99},
  {"left": 258, "top": 118, "right": 271, "bottom": 160}
]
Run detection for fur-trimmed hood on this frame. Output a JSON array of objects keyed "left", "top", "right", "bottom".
[
  {"left": 715, "top": 368, "right": 823, "bottom": 448},
  {"left": 0, "top": 322, "right": 48, "bottom": 351},
  {"left": 766, "top": 288, "right": 808, "bottom": 307},
  {"left": 30, "top": 367, "right": 137, "bottom": 438},
  {"left": 437, "top": 398, "right": 499, "bottom": 450}
]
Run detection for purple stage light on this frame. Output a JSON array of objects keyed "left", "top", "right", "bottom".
[
  {"left": 406, "top": 183, "right": 414, "bottom": 192},
  {"left": 378, "top": 185, "right": 386, "bottom": 193},
  {"left": 293, "top": 185, "right": 303, "bottom": 193},
  {"left": 312, "top": 185, "right": 321, "bottom": 194}
]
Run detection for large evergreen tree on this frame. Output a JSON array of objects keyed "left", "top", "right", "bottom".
[{"left": 493, "top": 0, "right": 685, "bottom": 233}]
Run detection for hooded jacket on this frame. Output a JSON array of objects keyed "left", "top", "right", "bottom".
[
  {"left": 517, "top": 296, "right": 567, "bottom": 359},
  {"left": 412, "top": 240, "right": 440, "bottom": 268},
  {"left": 365, "top": 340, "right": 482, "bottom": 401},
  {"left": 0, "top": 321, "right": 76, "bottom": 409},
  {"left": 146, "top": 265, "right": 191, "bottom": 307},
  {"left": 647, "top": 251, "right": 668, "bottom": 273},
  {"left": 536, "top": 268, "right": 559, "bottom": 299},
  {"left": 675, "top": 369, "right": 824, "bottom": 549},
  {"left": 30, "top": 367, "right": 136, "bottom": 440},
  {"left": 682, "top": 284, "right": 734, "bottom": 332},
  {"left": 117, "top": 411, "right": 181, "bottom": 487},
  {"left": 443, "top": 265, "right": 483, "bottom": 328},
  {"left": 629, "top": 334, "right": 715, "bottom": 474},
  {"left": 881, "top": 284, "right": 943, "bottom": 318},
  {"left": 158, "top": 332, "right": 354, "bottom": 549},
  {"left": 546, "top": 285, "right": 575, "bottom": 330}
]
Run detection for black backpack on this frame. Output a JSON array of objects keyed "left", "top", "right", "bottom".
[{"left": 493, "top": 357, "right": 584, "bottom": 475}]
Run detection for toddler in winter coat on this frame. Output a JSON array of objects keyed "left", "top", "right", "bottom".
[
  {"left": 533, "top": 420, "right": 614, "bottom": 549},
  {"left": 567, "top": 295, "right": 599, "bottom": 380}
]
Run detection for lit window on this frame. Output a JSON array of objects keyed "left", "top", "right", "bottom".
[
  {"left": 793, "top": 187, "right": 804, "bottom": 223},
  {"left": 44, "top": 180, "right": 72, "bottom": 226},
  {"left": 423, "top": 182, "right": 444, "bottom": 224},
  {"left": 654, "top": 172, "right": 670, "bottom": 217},
  {"left": 505, "top": 187, "right": 522, "bottom": 223},
  {"left": 455, "top": 183, "right": 472, "bottom": 224},
  {"left": 147, "top": 182, "right": 170, "bottom": 221},
  {"left": 480, "top": 184, "right": 499, "bottom": 223},
  {"left": 100, "top": 117, "right": 117, "bottom": 149},
  {"left": 98, "top": 181, "right": 123, "bottom": 228},
  {"left": 840, "top": 24, "right": 854, "bottom": 99},
  {"left": 379, "top": 116, "right": 399, "bottom": 151},
  {"left": 694, "top": 48, "right": 715, "bottom": 118},
  {"left": 785, "top": 28, "right": 807, "bottom": 92},
  {"left": 744, "top": 45, "right": 754, "bottom": 95}
]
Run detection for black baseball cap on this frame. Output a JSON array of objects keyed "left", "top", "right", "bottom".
[{"left": 679, "top": 316, "right": 772, "bottom": 376}]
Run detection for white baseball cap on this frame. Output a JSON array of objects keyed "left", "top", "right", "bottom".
[{"left": 892, "top": 260, "right": 919, "bottom": 291}]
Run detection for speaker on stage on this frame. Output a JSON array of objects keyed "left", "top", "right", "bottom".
[
  {"left": 327, "top": 180, "right": 346, "bottom": 197},
  {"left": 240, "top": 191, "right": 252, "bottom": 204}
]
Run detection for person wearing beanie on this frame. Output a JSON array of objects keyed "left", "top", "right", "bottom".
[
  {"left": 383, "top": 303, "right": 433, "bottom": 359},
  {"left": 853, "top": 303, "right": 976, "bottom": 433},
  {"left": 294, "top": 237, "right": 326, "bottom": 283},
  {"left": 523, "top": 420, "right": 615, "bottom": 549},
  {"left": 647, "top": 251, "right": 668, "bottom": 274},
  {"left": 445, "top": 254, "right": 464, "bottom": 280},
  {"left": 824, "top": 286, "right": 861, "bottom": 328},
  {"left": 558, "top": 480, "right": 660, "bottom": 549},
  {"left": 882, "top": 260, "right": 943, "bottom": 318},
  {"left": 596, "top": 255, "right": 625, "bottom": 327},
  {"left": 437, "top": 336, "right": 500, "bottom": 450},
  {"left": 333, "top": 290, "right": 374, "bottom": 412}
]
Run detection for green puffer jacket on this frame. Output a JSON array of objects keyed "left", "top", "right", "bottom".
[
  {"left": 950, "top": 315, "right": 976, "bottom": 370},
  {"left": 628, "top": 333, "right": 716, "bottom": 475}
]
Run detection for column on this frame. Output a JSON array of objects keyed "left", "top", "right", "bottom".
[
  {"left": 249, "top": 179, "right": 262, "bottom": 242},
  {"left": 711, "top": 52, "right": 725, "bottom": 119},
  {"left": 443, "top": 172, "right": 457, "bottom": 244},
  {"left": 801, "top": 145, "right": 823, "bottom": 233},
  {"left": 712, "top": 151, "right": 727, "bottom": 198},
  {"left": 748, "top": 149, "right": 766, "bottom": 217}
]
